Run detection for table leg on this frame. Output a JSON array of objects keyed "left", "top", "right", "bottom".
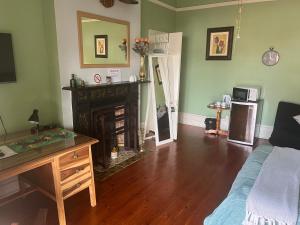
[
  {"left": 51, "top": 160, "right": 66, "bottom": 225},
  {"left": 216, "top": 109, "right": 222, "bottom": 132},
  {"left": 88, "top": 146, "right": 97, "bottom": 207}
]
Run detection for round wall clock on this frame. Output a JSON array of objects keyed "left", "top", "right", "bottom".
[{"left": 262, "top": 47, "right": 280, "bottom": 66}]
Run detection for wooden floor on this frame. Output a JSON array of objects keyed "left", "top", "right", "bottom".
[{"left": 0, "top": 125, "right": 262, "bottom": 225}]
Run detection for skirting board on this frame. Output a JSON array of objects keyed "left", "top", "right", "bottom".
[{"left": 179, "top": 112, "right": 273, "bottom": 140}]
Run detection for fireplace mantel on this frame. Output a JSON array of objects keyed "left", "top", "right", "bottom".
[{"left": 62, "top": 80, "right": 150, "bottom": 91}]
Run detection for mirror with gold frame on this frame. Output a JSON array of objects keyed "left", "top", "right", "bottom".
[{"left": 77, "top": 11, "right": 130, "bottom": 68}]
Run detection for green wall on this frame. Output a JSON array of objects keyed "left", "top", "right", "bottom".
[
  {"left": 42, "top": 0, "right": 63, "bottom": 126},
  {"left": 159, "top": 0, "right": 177, "bottom": 7},
  {"left": 176, "top": 0, "right": 300, "bottom": 126},
  {"left": 82, "top": 19, "right": 127, "bottom": 65},
  {"left": 141, "top": 0, "right": 176, "bottom": 36},
  {"left": 0, "top": 0, "right": 60, "bottom": 133}
]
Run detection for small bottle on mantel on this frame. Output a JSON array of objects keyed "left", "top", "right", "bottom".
[
  {"left": 70, "top": 74, "right": 77, "bottom": 88},
  {"left": 111, "top": 146, "right": 119, "bottom": 159}
]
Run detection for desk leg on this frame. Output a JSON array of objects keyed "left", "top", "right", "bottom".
[
  {"left": 88, "top": 146, "right": 97, "bottom": 207},
  {"left": 51, "top": 160, "right": 66, "bottom": 225}
]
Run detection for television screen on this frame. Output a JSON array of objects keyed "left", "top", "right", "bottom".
[{"left": 0, "top": 33, "right": 16, "bottom": 83}]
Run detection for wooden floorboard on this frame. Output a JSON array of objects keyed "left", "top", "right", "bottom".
[{"left": 0, "top": 125, "right": 266, "bottom": 225}]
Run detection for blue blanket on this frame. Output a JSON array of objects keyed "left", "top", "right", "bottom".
[{"left": 204, "top": 145, "right": 300, "bottom": 225}]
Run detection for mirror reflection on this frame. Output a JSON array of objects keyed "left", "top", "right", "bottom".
[
  {"left": 77, "top": 11, "right": 130, "bottom": 68},
  {"left": 152, "top": 57, "right": 171, "bottom": 142}
]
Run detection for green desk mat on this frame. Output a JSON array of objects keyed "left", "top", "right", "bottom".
[{"left": 8, "top": 128, "right": 76, "bottom": 154}]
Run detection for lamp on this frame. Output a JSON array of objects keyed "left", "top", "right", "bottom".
[
  {"left": 28, "top": 109, "right": 39, "bottom": 135},
  {"left": 235, "top": 0, "right": 243, "bottom": 40}
]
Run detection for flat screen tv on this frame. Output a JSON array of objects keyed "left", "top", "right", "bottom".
[{"left": 0, "top": 33, "right": 16, "bottom": 83}]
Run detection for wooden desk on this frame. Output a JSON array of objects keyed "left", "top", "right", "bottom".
[{"left": 0, "top": 130, "right": 98, "bottom": 225}]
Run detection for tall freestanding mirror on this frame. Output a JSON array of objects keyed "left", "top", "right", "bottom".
[
  {"left": 144, "top": 31, "right": 183, "bottom": 146},
  {"left": 149, "top": 56, "right": 172, "bottom": 144}
]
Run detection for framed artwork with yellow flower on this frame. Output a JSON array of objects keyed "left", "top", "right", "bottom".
[
  {"left": 95, "top": 35, "right": 108, "bottom": 58},
  {"left": 206, "top": 26, "right": 234, "bottom": 60}
]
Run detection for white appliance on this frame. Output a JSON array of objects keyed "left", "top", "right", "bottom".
[
  {"left": 232, "top": 86, "right": 261, "bottom": 102},
  {"left": 228, "top": 101, "right": 263, "bottom": 146}
]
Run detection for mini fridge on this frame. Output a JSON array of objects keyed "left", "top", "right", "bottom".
[{"left": 228, "top": 100, "right": 263, "bottom": 146}]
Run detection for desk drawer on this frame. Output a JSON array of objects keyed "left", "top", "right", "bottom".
[
  {"left": 62, "top": 177, "right": 91, "bottom": 200},
  {"left": 59, "top": 147, "right": 89, "bottom": 169},
  {"left": 60, "top": 164, "right": 91, "bottom": 184}
]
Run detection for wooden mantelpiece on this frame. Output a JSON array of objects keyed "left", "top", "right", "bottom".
[{"left": 63, "top": 81, "right": 148, "bottom": 168}]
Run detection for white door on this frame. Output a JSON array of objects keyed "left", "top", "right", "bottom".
[{"left": 144, "top": 32, "right": 182, "bottom": 146}]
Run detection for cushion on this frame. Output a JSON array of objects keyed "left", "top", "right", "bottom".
[
  {"left": 270, "top": 129, "right": 300, "bottom": 150},
  {"left": 269, "top": 101, "right": 300, "bottom": 150},
  {"left": 294, "top": 115, "right": 300, "bottom": 125}
]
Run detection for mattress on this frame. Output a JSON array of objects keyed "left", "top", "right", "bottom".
[{"left": 204, "top": 145, "right": 300, "bottom": 225}]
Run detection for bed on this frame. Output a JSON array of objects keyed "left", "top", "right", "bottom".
[
  {"left": 204, "top": 144, "right": 300, "bottom": 225},
  {"left": 205, "top": 101, "right": 300, "bottom": 225}
]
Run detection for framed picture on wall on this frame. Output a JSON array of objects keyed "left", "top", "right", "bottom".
[
  {"left": 95, "top": 35, "right": 108, "bottom": 58},
  {"left": 155, "top": 64, "right": 162, "bottom": 85},
  {"left": 206, "top": 26, "right": 234, "bottom": 60}
]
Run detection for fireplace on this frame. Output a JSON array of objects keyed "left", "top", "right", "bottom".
[{"left": 63, "top": 82, "right": 139, "bottom": 168}]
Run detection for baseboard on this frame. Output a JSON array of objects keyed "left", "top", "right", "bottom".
[
  {"left": 258, "top": 125, "right": 273, "bottom": 139},
  {"left": 179, "top": 112, "right": 273, "bottom": 139},
  {"left": 178, "top": 112, "right": 206, "bottom": 128}
]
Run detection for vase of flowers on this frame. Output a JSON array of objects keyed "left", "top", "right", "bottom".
[{"left": 133, "top": 38, "right": 149, "bottom": 81}]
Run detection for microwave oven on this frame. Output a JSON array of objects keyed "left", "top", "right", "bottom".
[{"left": 232, "top": 86, "right": 260, "bottom": 102}]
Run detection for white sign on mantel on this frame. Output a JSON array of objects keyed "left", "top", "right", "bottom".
[{"left": 108, "top": 68, "right": 121, "bottom": 83}]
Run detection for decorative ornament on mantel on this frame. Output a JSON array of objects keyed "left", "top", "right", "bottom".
[
  {"left": 99, "top": 0, "right": 138, "bottom": 8},
  {"left": 133, "top": 38, "right": 149, "bottom": 81}
]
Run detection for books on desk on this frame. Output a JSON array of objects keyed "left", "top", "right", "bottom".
[{"left": 0, "top": 145, "right": 16, "bottom": 160}]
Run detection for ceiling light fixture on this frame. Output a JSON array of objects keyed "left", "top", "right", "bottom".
[
  {"left": 99, "top": 0, "right": 138, "bottom": 8},
  {"left": 119, "top": 0, "right": 138, "bottom": 4},
  {"left": 235, "top": 0, "right": 243, "bottom": 39}
]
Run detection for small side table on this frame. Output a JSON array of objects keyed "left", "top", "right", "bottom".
[{"left": 207, "top": 104, "right": 230, "bottom": 136}]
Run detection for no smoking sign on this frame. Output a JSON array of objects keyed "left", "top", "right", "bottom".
[{"left": 94, "top": 74, "right": 101, "bottom": 84}]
